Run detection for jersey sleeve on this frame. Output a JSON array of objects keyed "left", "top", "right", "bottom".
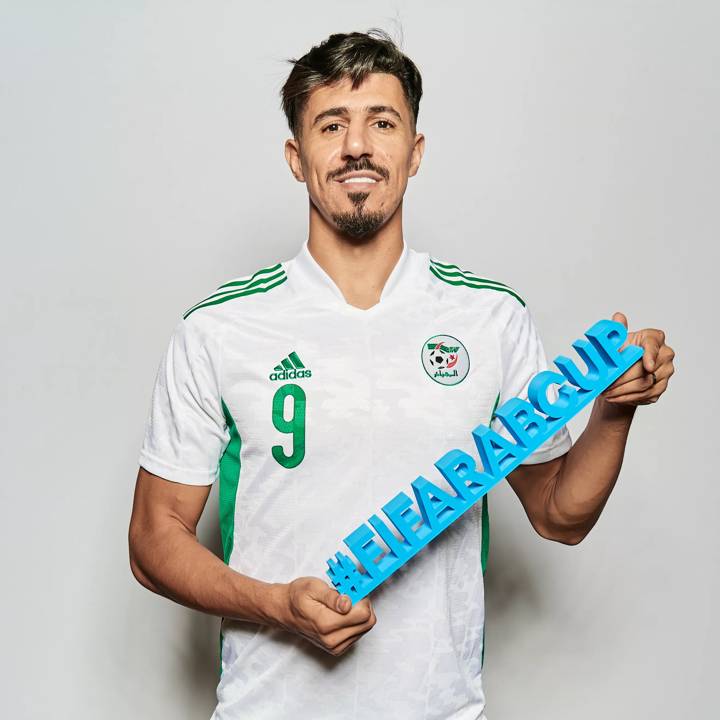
[
  {"left": 492, "top": 297, "right": 573, "bottom": 464},
  {"left": 138, "top": 317, "right": 229, "bottom": 485}
]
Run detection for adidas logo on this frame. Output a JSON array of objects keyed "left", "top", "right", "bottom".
[{"left": 269, "top": 351, "right": 312, "bottom": 381}]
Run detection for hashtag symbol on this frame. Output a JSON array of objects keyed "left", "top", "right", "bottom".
[{"left": 326, "top": 552, "right": 363, "bottom": 596}]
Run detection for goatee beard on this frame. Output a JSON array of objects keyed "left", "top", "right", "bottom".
[{"left": 331, "top": 191, "right": 386, "bottom": 240}]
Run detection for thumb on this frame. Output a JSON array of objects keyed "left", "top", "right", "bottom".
[
  {"left": 320, "top": 585, "right": 352, "bottom": 613},
  {"left": 611, "top": 311, "right": 628, "bottom": 329}
]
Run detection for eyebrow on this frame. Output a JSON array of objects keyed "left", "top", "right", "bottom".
[{"left": 311, "top": 105, "right": 404, "bottom": 128}]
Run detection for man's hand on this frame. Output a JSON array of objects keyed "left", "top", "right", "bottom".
[
  {"left": 272, "top": 577, "right": 376, "bottom": 657},
  {"left": 600, "top": 311, "right": 675, "bottom": 406}
]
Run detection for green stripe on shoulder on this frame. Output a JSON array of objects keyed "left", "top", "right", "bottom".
[
  {"left": 183, "top": 264, "right": 287, "bottom": 319},
  {"left": 429, "top": 259, "right": 525, "bottom": 307}
]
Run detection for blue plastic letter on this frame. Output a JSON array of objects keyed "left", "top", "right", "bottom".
[
  {"left": 494, "top": 397, "right": 551, "bottom": 449},
  {"left": 411, "top": 475, "right": 465, "bottom": 531},
  {"left": 343, "top": 524, "right": 386, "bottom": 581},
  {"left": 434, "top": 449, "right": 491, "bottom": 501},
  {"left": 527, "top": 370, "right": 580, "bottom": 421},
  {"left": 382, "top": 492, "right": 430, "bottom": 548},
  {"left": 471, "top": 425, "right": 524, "bottom": 477}
]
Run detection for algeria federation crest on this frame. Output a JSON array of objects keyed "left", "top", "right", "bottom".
[{"left": 421, "top": 334, "right": 470, "bottom": 386}]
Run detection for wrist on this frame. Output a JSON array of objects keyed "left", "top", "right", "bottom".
[
  {"left": 592, "top": 396, "right": 637, "bottom": 428},
  {"left": 265, "top": 582, "right": 291, "bottom": 630}
]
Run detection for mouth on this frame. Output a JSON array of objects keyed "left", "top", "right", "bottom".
[{"left": 334, "top": 171, "right": 383, "bottom": 190}]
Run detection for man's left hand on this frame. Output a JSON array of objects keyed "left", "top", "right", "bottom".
[{"left": 600, "top": 311, "right": 675, "bottom": 406}]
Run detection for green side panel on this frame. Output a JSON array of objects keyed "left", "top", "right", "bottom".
[
  {"left": 429, "top": 265, "right": 526, "bottom": 307},
  {"left": 217, "top": 400, "right": 241, "bottom": 678},
  {"left": 219, "top": 400, "right": 242, "bottom": 565}
]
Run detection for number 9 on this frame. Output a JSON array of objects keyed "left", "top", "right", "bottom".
[{"left": 271, "top": 383, "right": 306, "bottom": 468}]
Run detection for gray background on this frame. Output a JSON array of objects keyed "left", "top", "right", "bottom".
[{"left": 2, "top": 1, "right": 716, "bottom": 718}]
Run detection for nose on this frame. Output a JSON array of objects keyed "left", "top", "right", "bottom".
[{"left": 341, "top": 119, "right": 373, "bottom": 162}]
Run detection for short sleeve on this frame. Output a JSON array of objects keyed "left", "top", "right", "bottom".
[
  {"left": 138, "top": 318, "right": 229, "bottom": 485},
  {"left": 492, "top": 299, "right": 572, "bottom": 464}
]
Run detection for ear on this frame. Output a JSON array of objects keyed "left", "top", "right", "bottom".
[
  {"left": 284, "top": 137, "right": 306, "bottom": 183},
  {"left": 408, "top": 132, "right": 425, "bottom": 178}
]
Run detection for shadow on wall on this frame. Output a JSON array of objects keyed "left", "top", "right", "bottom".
[{"left": 484, "top": 535, "right": 547, "bottom": 624}]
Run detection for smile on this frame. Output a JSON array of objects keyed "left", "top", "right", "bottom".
[
  {"left": 337, "top": 177, "right": 379, "bottom": 190},
  {"left": 340, "top": 177, "right": 377, "bottom": 183},
  {"left": 334, "top": 170, "right": 384, "bottom": 187}
]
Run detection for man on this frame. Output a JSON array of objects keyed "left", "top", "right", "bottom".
[{"left": 129, "top": 29, "right": 675, "bottom": 720}]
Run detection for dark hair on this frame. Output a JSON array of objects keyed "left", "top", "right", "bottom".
[{"left": 280, "top": 28, "right": 423, "bottom": 138}]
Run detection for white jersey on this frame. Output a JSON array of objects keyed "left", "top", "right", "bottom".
[{"left": 138, "top": 239, "right": 572, "bottom": 720}]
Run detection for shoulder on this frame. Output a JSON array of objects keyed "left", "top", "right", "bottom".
[
  {"left": 182, "top": 260, "right": 289, "bottom": 322},
  {"left": 426, "top": 254, "right": 527, "bottom": 309}
]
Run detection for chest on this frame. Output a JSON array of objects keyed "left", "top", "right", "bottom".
[{"left": 219, "top": 298, "right": 502, "bottom": 475}]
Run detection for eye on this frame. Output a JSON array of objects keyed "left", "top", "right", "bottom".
[
  {"left": 374, "top": 119, "right": 395, "bottom": 130},
  {"left": 322, "top": 122, "right": 342, "bottom": 133}
]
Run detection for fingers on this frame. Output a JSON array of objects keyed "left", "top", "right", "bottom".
[
  {"left": 283, "top": 577, "right": 378, "bottom": 657},
  {"left": 315, "top": 604, "right": 377, "bottom": 657},
  {"left": 601, "top": 365, "right": 654, "bottom": 399},
  {"left": 611, "top": 311, "right": 628, "bottom": 329},
  {"left": 639, "top": 332, "right": 663, "bottom": 374},
  {"left": 314, "top": 583, "right": 352, "bottom": 614},
  {"left": 601, "top": 340, "right": 674, "bottom": 399},
  {"left": 605, "top": 376, "right": 668, "bottom": 405},
  {"left": 600, "top": 360, "right": 647, "bottom": 395},
  {"left": 313, "top": 597, "right": 374, "bottom": 635},
  {"left": 603, "top": 346, "right": 674, "bottom": 404}
]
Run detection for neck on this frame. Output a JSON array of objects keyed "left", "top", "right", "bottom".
[{"left": 306, "top": 200, "right": 405, "bottom": 310}]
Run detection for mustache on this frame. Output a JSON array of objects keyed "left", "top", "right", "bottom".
[{"left": 328, "top": 158, "right": 390, "bottom": 182}]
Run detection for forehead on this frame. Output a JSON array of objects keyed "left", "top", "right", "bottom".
[{"left": 303, "top": 72, "right": 410, "bottom": 121}]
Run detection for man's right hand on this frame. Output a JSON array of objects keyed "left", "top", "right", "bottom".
[{"left": 271, "top": 576, "right": 376, "bottom": 656}]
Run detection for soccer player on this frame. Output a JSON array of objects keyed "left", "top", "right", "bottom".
[{"left": 128, "top": 29, "right": 675, "bottom": 720}]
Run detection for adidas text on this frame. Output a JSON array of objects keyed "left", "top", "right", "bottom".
[{"left": 269, "top": 369, "right": 313, "bottom": 381}]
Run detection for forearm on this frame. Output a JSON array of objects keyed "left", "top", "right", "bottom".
[
  {"left": 546, "top": 399, "right": 636, "bottom": 542},
  {"left": 129, "top": 524, "right": 284, "bottom": 627}
]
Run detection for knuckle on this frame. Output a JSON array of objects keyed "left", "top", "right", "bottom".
[{"left": 315, "top": 621, "right": 329, "bottom": 636}]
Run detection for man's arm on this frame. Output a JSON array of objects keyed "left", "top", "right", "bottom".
[
  {"left": 128, "top": 466, "right": 278, "bottom": 622},
  {"left": 128, "top": 467, "right": 376, "bottom": 656},
  {"left": 504, "top": 312, "right": 675, "bottom": 545},
  {"left": 506, "top": 400, "right": 635, "bottom": 545}
]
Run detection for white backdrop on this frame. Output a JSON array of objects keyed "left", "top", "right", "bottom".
[{"left": 2, "top": 1, "right": 717, "bottom": 718}]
